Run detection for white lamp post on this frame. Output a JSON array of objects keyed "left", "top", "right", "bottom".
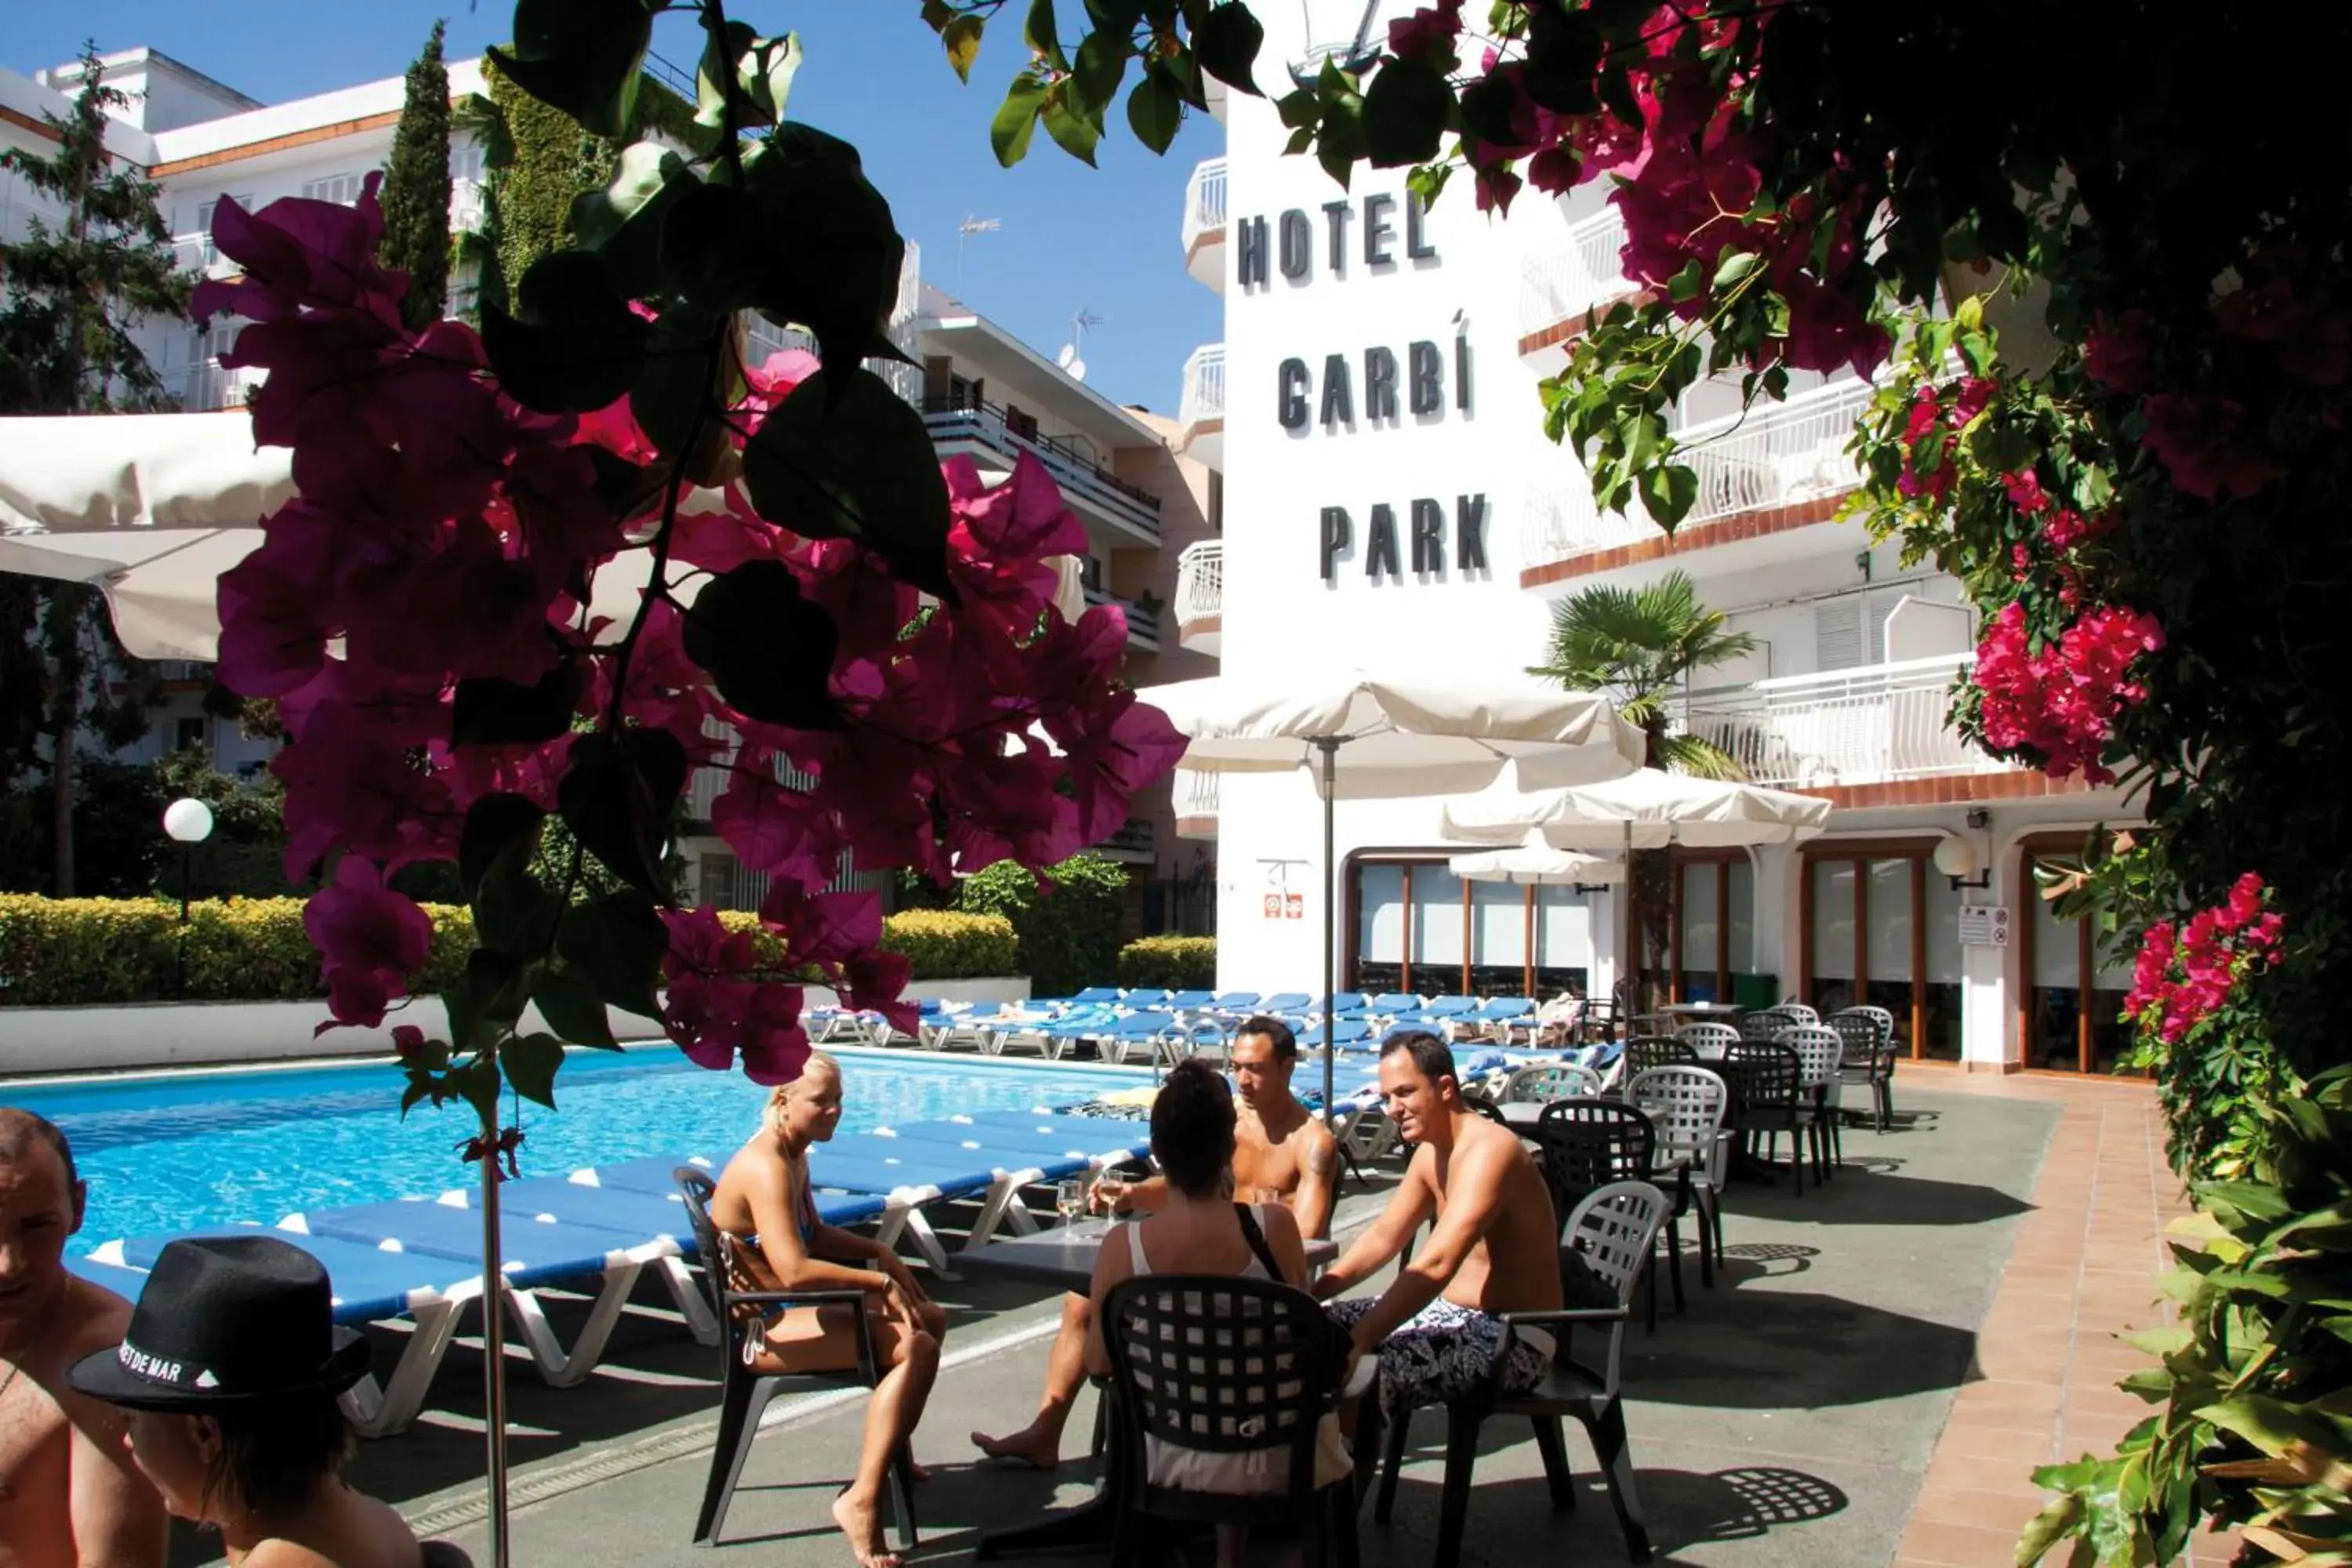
[{"left": 162, "top": 797, "right": 215, "bottom": 922}]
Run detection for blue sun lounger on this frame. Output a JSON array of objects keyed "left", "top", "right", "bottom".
[
  {"left": 873, "top": 1120, "right": 1138, "bottom": 1171},
  {"left": 90, "top": 1225, "right": 474, "bottom": 1439},
  {"left": 285, "top": 1193, "right": 714, "bottom": 1393},
  {"left": 927, "top": 1112, "right": 1155, "bottom": 1162}
]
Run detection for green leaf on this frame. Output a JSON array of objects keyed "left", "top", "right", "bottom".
[
  {"left": 479, "top": 249, "right": 648, "bottom": 414},
  {"left": 458, "top": 793, "right": 548, "bottom": 906},
  {"left": 729, "top": 127, "right": 909, "bottom": 393},
  {"left": 557, "top": 729, "right": 688, "bottom": 899},
  {"left": 503, "top": 1032, "right": 568, "bottom": 1110},
  {"left": 447, "top": 1054, "right": 503, "bottom": 1128},
  {"left": 940, "top": 15, "right": 985, "bottom": 81},
  {"left": 682, "top": 561, "right": 844, "bottom": 731},
  {"left": 1457, "top": 72, "right": 1519, "bottom": 147},
  {"left": 1712, "top": 250, "right": 1762, "bottom": 291},
  {"left": 993, "top": 74, "right": 1051, "bottom": 165},
  {"left": 1044, "top": 88, "right": 1103, "bottom": 165},
  {"left": 1667, "top": 260, "right": 1705, "bottom": 303},
  {"left": 557, "top": 893, "right": 670, "bottom": 1022},
  {"left": 1362, "top": 58, "right": 1450, "bottom": 169},
  {"left": 736, "top": 32, "right": 803, "bottom": 126},
  {"left": 630, "top": 304, "right": 724, "bottom": 463},
  {"left": 1024, "top": 0, "right": 1065, "bottom": 64},
  {"left": 1190, "top": 2, "right": 1265, "bottom": 97},
  {"left": 474, "top": 866, "right": 563, "bottom": 953},
  {"left": 488, "top": 0, "right": 652, "bottom": 139},
  {"left": 1521, "top": 5, "right": 1602, "bottom": 114},
  {"left": 1275, "top": 87, "right": 1321, "bottom": 131},
  {"left": 466, "top": 947, "right": 533, "bottom": 1029},
  {"left": 1637, "top": 463, "right": 1699, "bottom": 529},
  {"left": 568, "top": 140, "right": 691, "bottom": 294},
  {"left": 534, "top": 971, "right": 619, "bottom": 1050},
  {"left": 742, "top": 368, "right": 957, "bottom": 599},
  {"left": 2017, "top": 1491, "right": 2085, "bottom": 1566},
  {"left": 693, "top": 16, "right": 752, "bottom": 133},
  {"left": 1071, "top": 27, "right": 1132, "bottom": 118},
  {"left": 1127, "top": 66, "right": 1185, "bottom": 154},
  {"left": 450, "top": 660, "right": 582, "bottom": 748}
]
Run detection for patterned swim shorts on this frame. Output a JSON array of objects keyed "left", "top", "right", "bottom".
[{"left": 1326, "top": 1297, "right": 1554, "bottom": 1417}]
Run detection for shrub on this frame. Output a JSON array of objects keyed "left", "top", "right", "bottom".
[
  {"left": 1117, "top": 936, "right": 1215, "bottom": 990},
  {"left": 0, "top": 896, "right": 1016, "bottom": 1007},
  {"left": 0, "top": 895, "right": 473, "bottom": 1007},
  {"left": 954, "top": 854, "right": 1128, "bottom": 998}
]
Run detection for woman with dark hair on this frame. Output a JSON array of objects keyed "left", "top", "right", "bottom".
[
  {"left": 67, "top": 1233, "right": 422, "bottom": 1567},
  {"left": 1081, "top": 1059, "right": 1350, "bottom": 1568}
]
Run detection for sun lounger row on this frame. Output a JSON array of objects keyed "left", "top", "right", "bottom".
[{"left": 82, "top": 1111, "right": 1153, "bottom": 1439}]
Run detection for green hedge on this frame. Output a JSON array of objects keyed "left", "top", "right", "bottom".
[
  {"left": 0, "top": 897, "right": 1019, "bottom": 1007},
  {"left": 1117, "top": 936, "right": 1215, "bottom": 990},
  {"left": 954, "top": 855, "right": 1128, "bottom": 998}
]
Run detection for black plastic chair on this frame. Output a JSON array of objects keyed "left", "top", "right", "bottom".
[
  {"left": 674, "top": 1168, "right": 916, "bottom": 1551},
  {"left": 1722, "top": 1041, "right": 1809, "bottom": 1194},
  {"left": 1621, "top": 1036, "right": 1700, "bottom": 1080},
  {"left": 1372, "top": 1180, "right": 1670, "bottom": 1567},
  {"left": 1531, "top": 1100, "right": 1682, "bottom": 1328},
  {"left": 1098, "top": 1272, "right": 1358, "bottom": 1568}
]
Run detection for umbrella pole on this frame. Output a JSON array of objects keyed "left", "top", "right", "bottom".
[
  {"left": 1316, "top": 738, "right": 1339, "bottom": 1136},
  {"left": 478, "top": 1102, "right": 512, "bottom": 1568}
]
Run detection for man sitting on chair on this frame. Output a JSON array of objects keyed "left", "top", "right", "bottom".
[
  {"left": 973, "top": 1014, "right": 1338, "bottom": 1469},
  {"left": 1313, "top": 1032, "right": 1561, "bottom": 1423}
]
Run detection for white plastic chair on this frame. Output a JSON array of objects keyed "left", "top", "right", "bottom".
[
  {"left": 1627, "top": 1065, "right": 1730, "bottom": 1283},
  {"left": 1676, "top": 1021, "right": 1739, "bottom": 1062}
]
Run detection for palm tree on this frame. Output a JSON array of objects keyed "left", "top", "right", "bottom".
[{"left": 1530, "top": 571, "right": 1757, "bottom": 1007}]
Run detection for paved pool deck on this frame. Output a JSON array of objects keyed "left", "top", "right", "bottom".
[{"left": 153, "top": 1072, "right": 2226, "bottom": 1567}]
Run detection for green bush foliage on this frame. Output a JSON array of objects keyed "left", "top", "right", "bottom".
[
  {"left": 0, "top": 898, "right": 1018, "bottom": 1006},
  {"left": 954, "top": 854, "right": 1128, "bottom": 997},
  {"left": 1117, "top": 936, "right": 1215, "bottom": 990}
]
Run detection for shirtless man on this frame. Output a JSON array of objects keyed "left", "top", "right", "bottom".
[
  {"left": 972, "top": 1014, "right": 1339, "bottom": 1468},
  {"left": 0, "top": 1109, "right": 168, "bottom": 1568},
  {"left": 1315, "top": 1032, "right": 1563, "bottom": 1423}
]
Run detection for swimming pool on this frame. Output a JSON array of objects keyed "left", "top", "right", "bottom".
[{"left": 5, "top": 1046, "right": 1146, "bottom": 1253}]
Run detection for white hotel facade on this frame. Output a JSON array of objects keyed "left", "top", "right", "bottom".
[{"left": 1168, "top": 2, "right": 2143, "bottom": 1076}]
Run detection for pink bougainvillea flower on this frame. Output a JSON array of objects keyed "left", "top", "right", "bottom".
[
  {"left": 2139, "top": 394, "right": 2281, "bottom": 503},
  {"left": 1973, "top": 601, "right": 2164, "bottom": 783},
  {"left": 2082, "top": 309, "right": 2154, "bottom": 393},
  {"left": 305, "top": 855, "right": 434, "bottom": 1029}
]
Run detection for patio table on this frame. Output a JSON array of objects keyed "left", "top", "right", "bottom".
[
  {"left": 966, "top": 1216, "right": 1338, "bottom": 1559},
  {"left": 1660, "top": 1001, "right": 1746, "bottom": 1021}
]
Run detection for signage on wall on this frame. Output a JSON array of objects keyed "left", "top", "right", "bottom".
[
  {"left": 1957, "top": 906, "right": 2012, "bottom": 948},
  {"left": 1258, "top": 858, "right": 1308, "bottom": 922},
  {"left": 1237, "top": 189, "right": 1487, "bottom": 587}
]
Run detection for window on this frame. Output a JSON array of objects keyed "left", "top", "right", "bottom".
[
  {"left": 1802, "top": 844, "right": 1962, "bottom": 1060},
  {"left": 1349, "top": 858, "right": 1594, "bottom": 999},
  {"left": 448, "top": 142, "right": 486, "bottom": 183},
  {"left": 299, "top": 172, "right": 375, "bottom": 207},
  {"left": 2019, "top": 840, "right": 2140, "bottom": 1074},
  {"left": 1208, "top": 470, "right": 1224, "bottom": 533},
  {"left": 175, "top": 717, "right": 208, "bottom": 753}
]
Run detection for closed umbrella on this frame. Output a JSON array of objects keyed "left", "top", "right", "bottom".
[
  {"left": 1138, "top": 670, "right": 1644, "bottom": 1119},
  {"left": 1446, "top": 833, "right": 1624, "bottom": 886}
]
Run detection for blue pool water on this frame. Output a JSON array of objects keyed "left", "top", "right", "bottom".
[{"left": 5, "top": 1047, "right": 1144, "bottom": 1254}]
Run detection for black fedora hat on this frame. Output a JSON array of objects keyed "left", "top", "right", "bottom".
[{"left": 67, "top": 1235, "right": 372, "bottom": 1410}]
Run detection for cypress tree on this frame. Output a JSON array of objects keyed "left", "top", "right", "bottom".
[{"left": 377, "top": 20, "right": 453, "bottom": 332}]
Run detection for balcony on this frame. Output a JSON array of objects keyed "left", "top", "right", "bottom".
[
  {"left": 1174, "top": 539, "right": 1222, "bottom": 656},
  {"left": 1178, "top": 343, "right": 1225, "bottom": 471},
  {"left": 921, "top": 397, "right": 1163, "bottom": 543},
  {"left": 1173, "top": 768, "right": 1218, "bottom": 839},
  {"left": 450, "top": 177, "right": 488, "bottom": 236},
  {"left": 1181, "top": 158, "right": 1227, "bottom": 291},
  {"left": 1083, "top": 586, "right": 1161, "bottom": 651},
  {"left": 1519, "top": 375, "right": 1875, "bottom": 585},
  {"left": 178, "top": 360, "right": 259, "bottom": 412},
  {"left": 1519, "top": 207, "right": 1634, "bottom": 364},
  {"left": 1672, "top": 655, "right": 2016, "bottom": 792}
]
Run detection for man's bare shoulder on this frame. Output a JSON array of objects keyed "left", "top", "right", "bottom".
[
  {"left": 61, "top": 1276, "right": 134, "bottom": 1359},
  {"left": 1453, "top": 1116, "right": 1534, "bottom": 1181}
]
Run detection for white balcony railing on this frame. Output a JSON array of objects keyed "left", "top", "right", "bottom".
[
  {"left": 1174, "top": 539, "right": 1222, "bottom": 632},
  {"left": 450, "top": 177, "right": 488, "bottom": 235},
  {"left": 1176, "top": 768, "right": 1219, "bottom": 820},
  {"left": 179, "top": 360, "right": 257, "bottom": 412},
  {"left": 1520, "top": 207, "right": 1632, "bottom": 340},
  {"left": 1181, "top": 158, "right": 1227, "bottom": 256},
  {"left": 1672, "top": 655, "right": 2013, "bottom": 789},
  {"left": 687, "top": 717, "right": 818, "bottom": 822},
  {"left": 1521, "top": 374, "right": 1876, "bottom": 567},
  {"left": 921, "top": 399, "right": 1163, "bottom": 538},
  {"left": 1180, "top": 344, "right": 1225, "bottom": 428}
]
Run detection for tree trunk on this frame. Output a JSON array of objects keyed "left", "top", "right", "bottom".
[{"left": 49, "top": 704, "right": 77, "bottom": 897}]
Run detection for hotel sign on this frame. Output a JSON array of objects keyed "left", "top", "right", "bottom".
[{"left": 1237, "top": 189, "right": 1484, "bottom": 586}]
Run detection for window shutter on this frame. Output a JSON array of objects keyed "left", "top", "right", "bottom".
[{"left": 1813, "top": 596, "right": 1864, "bottom": 671}]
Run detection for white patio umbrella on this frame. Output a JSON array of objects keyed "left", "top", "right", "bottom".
[
  {"left": 1441, "top": 768, "right": 1831, "bottom": 1003},
  {"left": 1138, "top": 670, "right": 1644, "bottom": 1119},
  {"left": 1447, "top": 832, "right": 1624, "bottom": 886}
]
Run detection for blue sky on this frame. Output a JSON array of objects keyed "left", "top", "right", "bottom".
[{"left": 9, "top": 2, "right": 1223, "bottom": 414}]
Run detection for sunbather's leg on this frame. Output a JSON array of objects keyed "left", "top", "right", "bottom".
[{"left": 970, "top": 1290, "right": 1088, "bottom": 1468}]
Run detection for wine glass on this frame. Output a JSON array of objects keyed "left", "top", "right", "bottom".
[
  {"left": 1055, "top": 1178, "right": 1087, "bottom": 1228},
  {"left": 1093, "top": 1172, "right": 1131, "bottom": 1215}
]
